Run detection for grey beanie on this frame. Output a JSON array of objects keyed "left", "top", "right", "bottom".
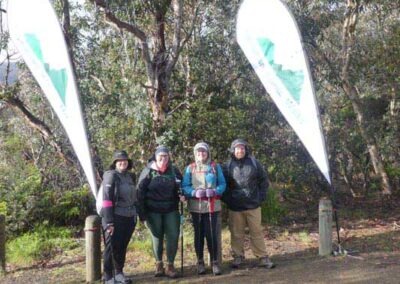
[
  {"left": 155, "top": 146, "right": 169, "bottom": 156},
  {"left": 194, "top": 142, "right": 209, "bottom": 153},
  {"left": 230, "top": 139, "right": 247, "bottom": 151}
]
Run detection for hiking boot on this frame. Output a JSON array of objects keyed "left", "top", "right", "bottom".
[
  {"left": 115, "top": 272, "right": 132, "bottom": 284},
  {"left": 197, "top": 260, "right": 206, "bottom": 275},
  {"left": 231, "top": 255, "right": 244, "bottom": 269},
  {"left": 104, "top": 273, "right": 115, "bottom": 284},
  {"left": 259, "top": 256, "right": 275, "bottom": 269},
  {"left": 165, "top": 263, "right": 178, "bottom": 279},
  {"left": 104, "top": 278, "right": 114, "bottom": 284},
  {"left": 155, "top": 261, "right": 165, "bottom": 277},
  {"left": 212, "top": 261, "right": 222, "bottom": 276}
]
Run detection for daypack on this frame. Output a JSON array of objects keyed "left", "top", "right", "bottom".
[{"left": 95, "top": 171, "right": 120, "bottom": 216}]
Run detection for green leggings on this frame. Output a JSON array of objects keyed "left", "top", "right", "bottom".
[{"left": 146, "top": 210, "right": 180, "bottom": 263}]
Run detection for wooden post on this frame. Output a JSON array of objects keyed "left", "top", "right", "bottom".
[
  {"left": 319, "top": 198, "right": 333, "bottom": 256},
  {"left": 0, "top": 215, "right": 5, "bottom": 274},
  {"left": 85, "top": 215, "right": 102, "bottom": 283}
]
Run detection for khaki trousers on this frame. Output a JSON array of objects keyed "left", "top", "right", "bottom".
[{"left": 228, "top": 207, "right": 267, "bottom": 258}]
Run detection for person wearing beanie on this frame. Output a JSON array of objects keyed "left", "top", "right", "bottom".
[
  {"left": 137, "top": 146, "right": 182, "bottom": 278},
  {"left": 182, "top": 142, "right": 226, "bottom": 276},
  {"left": 222, "top": 139, "right": 275, "bottom": 270},
  {"left": 101, "top": 150, "right": 137, "bottom": 284}
]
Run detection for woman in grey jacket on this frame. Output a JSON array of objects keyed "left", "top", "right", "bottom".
[{"left": 101, "top": 150, "right": 137, "bottom": 284}]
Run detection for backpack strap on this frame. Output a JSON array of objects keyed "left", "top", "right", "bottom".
[
  {"left": 190, "top": 162, "right": 196, "bottom": 174},
  {"left": 249, "top": 156, "right": 258, "bottom": 170},
  {"left": 210, "top": 161, "right": 217, "bottom": 174},
  {"left": 227, "top": 159, "right": 233, "bottom": 177},
  {"left": 111, "top": 171, "right": 121, "bottom": 207}
]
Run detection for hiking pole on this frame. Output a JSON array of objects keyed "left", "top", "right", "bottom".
[
  {"left": 208, "top": 196, "right": 215, "bottom": 263},
  {"left": 205, "top": 174, "right": 216, "bottom": 265},
  {"left": 176, "top": 178, "right": 184, "bottom": 276},
  {"left": 101, "top": 224, "right": 116, "bottom": 282},
  {"left": 180, "top": 200, "right": 184, "bottom": 275}
]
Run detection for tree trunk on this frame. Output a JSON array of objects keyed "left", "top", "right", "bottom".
[{"left": 341, "top": 0, "right": 392, "bottom": 195}]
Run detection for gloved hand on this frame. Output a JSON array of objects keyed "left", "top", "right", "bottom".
[
  {"left": 192, "top": 188, "right": 206, "bottom": 198},
  {"left": 206, "top": 188, "right": 216, "bottom": 198}
]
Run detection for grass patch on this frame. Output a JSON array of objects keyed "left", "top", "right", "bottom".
[
  {"left": 297, "top": 231, "right": 311, "bottom": 244},
  {"left": 129, "top": 228, "right": 153, "bottom": 257},
  {"left": 6, "top": 225, "right": 79, "bottom": 266}
]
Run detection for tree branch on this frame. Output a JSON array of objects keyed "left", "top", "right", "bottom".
[
  {"left": 5, "top": 96, "right": 76, "bottom": 166},
  {"left": 89, "top": 0, "right": 154, "bottom": 84}
]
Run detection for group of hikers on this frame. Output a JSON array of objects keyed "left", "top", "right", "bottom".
[{"left": 100, "top": 139, "right": 275, "bottom": 284}]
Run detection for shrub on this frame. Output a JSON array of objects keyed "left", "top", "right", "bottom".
[
  {"left": 261, "top": 188, "right": 287, "bottom": 225},
  {"left": 6, "top": 225, "right": 79, "bottom": 266}
]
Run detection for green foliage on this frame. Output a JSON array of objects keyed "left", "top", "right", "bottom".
[
  {"left": 0, "top": 151, "right": 92, "bottom": 235},
  {"left": 1, "top": 0, "right": 399, "bottom": 242},
  {"left": 0, "top": 201, "right": 6, "bottom": 216},
  {"left": 6, "top": 225, "right": 79, "bottom": 266},
  {"left": 261, "top": 188, "right": 287, "bottom": 225}
]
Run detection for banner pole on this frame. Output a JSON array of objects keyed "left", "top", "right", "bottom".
[{"left": 329, "top": 184, "right": 341, "bottom": 248}]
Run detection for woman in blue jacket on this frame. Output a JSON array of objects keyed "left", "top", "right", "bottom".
[{"left": 182, "top": 142, "right": 226, "bottom": 276}]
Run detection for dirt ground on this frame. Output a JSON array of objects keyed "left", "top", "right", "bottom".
[{"left": 2, "top": 198, "right": 400, "bottom": 283}]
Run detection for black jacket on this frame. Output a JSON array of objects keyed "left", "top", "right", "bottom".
[
  {"left": 222, "top": 155, "right": 269, "bottom": 211},
  {"left": 137, "top": 162, "right": 182, "bottom": 218}
]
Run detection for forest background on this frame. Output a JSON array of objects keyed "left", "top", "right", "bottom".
[{"left": 0, "top": 0, "right": 399, "bottom": 271}]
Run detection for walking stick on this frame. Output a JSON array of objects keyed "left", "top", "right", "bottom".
[
  {"left": 176, "top": 179, "right": 184, "bottom": 276},
  {"left": 180, "top": 199, "right": 184, "bottom": 275},
  {"left": 205, "top": 173, "right": 216, "bottom": 264}
]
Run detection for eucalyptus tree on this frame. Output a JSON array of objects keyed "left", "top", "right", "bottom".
[
  {"left": 288, "top": 0, "right": 399, "bottom": 195},
  {"left": 87, "top": 0, "right": 201, "bottom": 139}
]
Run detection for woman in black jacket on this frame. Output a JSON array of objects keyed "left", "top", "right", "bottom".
[
  {"left": 101, "top": 150, "right": 137, "bottom": 284},
  {"left": 137, "top": 146, "right": 182, "bottom": 278}
]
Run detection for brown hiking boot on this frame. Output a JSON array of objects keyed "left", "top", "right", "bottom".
[
  {"left": 197, "top": 260, "right": 206, "bottom": 275},
  {"left": 231, "top": 255, "right": 244, "bottom": 269},
  {"left": 155, "top": 261, "right": 165, "bottom": 277},
  {"left": 165, "top": 263, "right": 178, "bottom": 279},
  {"left": 212, "top": 261, "right": 222, "bottom": 276},
  {"left": 259, "top": 256, "right": 275, "bottom": 269}
]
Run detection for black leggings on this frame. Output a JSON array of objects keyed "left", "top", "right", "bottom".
[
  {"left": 191, "top": 212, "right": 219, "bottom": 262},
  {"left": 102, "top": 214, "right": 136, "bottom": 280}
]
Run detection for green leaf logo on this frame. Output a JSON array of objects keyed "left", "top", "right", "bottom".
[
  {"left": 25, "top": 33, "right": 68, "bottom": 105},
  {"left": 257, "top": 38, "right": 303, "bottom": 104}
]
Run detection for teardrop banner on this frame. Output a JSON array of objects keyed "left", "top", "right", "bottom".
[
  {"left": 237, "top": 0, "right": 331, "bottom": 184},
  {"left": 8, "top": 0, "right": 97, "bottom": 196}
]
